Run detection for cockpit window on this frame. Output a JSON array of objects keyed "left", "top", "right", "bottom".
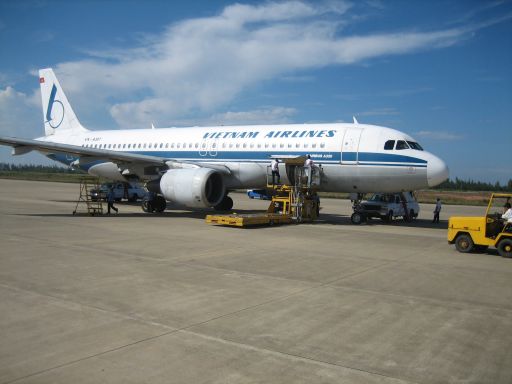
[
  {"left": 396, "top": 140, "right": 409, "bottom": 150},
  {"left": 406, "top": 141, "right": 423, "bottom": 151},
  {"left": 384, "top": 140, "right": 395, "bottom": 150}
]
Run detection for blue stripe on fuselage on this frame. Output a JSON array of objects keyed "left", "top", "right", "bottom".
[{"left": 46, "top": 150, "right": 428, "bottom": 170}]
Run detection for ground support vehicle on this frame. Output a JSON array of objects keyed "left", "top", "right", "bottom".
[
  {"left": 206, "top": 158, "right": 320, "bottom": 227},
  {"left": 351, "top": 192, "right": 419, "bottom": 224},
  {"left": 448, "top": 193, "right": 512, "bottom": 258},
  {"left": 90, "top": 182, "right": 147, "bottom": 202}
]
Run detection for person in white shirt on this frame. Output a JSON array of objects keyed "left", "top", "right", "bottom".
[
  {"left": 270, "top": 159, "right": 280, "bottom": 185},
  {"left": 502, "top": 203, "right": 512, "bottom": 223},
  {"left": 304, "top": 155, "right": 313, "bottom": 168},
  {"left": 433, "top": 198, "right": 442, "bottom": 223}
]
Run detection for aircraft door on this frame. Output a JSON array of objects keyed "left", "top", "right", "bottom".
[
  {"left": 199, "top": 139, "right": 218, "bottom": 157},
  {"left": 341, "top": 128, "right": 362, "bottom": 164}
]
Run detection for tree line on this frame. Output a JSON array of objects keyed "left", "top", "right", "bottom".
[
  {"left": 0, "top": 163, "right": 80, "bottom": 173},
  {"left": 433, "top": 177, "right": 512, "bottom": 192}
]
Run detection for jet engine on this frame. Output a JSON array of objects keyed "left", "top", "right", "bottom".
[{"left": 148, "top": 168, "right": 225, "bottom": 208}]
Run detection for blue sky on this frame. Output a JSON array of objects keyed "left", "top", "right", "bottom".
[{"left": 0, "top": 0, "right": 511, "bottom": 183}]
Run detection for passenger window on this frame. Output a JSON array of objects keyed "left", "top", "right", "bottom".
[
  {"left": 312, "top": 143, "right": 317, "bottom": 148},
  {"left": 320, "top": 143, "right": 325, "bottom": 148},
  {"left": 243, "top": 143, "right": 247, "bottom": 148},
  {"left": 396, "top": 140, "right": 409, "bottom": 150},
  {"left": 279, "top": 143, "right": 284, "bottom": 148},
  {"left": 384, "top": 140, "right": 395, "bottom": 150}
]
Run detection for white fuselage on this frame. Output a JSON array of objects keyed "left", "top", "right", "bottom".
[{"left": 40, "top": 122, "right": 448, "bottom": 193}]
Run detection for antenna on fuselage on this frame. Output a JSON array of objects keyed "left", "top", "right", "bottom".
[{"left": 353, "top": 116, "right": 359, "bottom": 124}]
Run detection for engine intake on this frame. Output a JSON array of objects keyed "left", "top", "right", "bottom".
[{"left": 150, "top": 168, "right": 225, "bottom": 208}]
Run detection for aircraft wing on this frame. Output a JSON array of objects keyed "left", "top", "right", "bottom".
[{"left": 0, "top": 136, "right": 232, "bottom": 175}]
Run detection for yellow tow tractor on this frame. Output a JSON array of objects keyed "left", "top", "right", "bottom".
[
  {"left": 448, "top": 193, "right": 512, "bottom": 258},
  {"left": 206, "top": 157, "right": 321, "bottom": 227}
]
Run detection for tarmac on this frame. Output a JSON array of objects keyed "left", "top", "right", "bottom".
[{"left": 0, "top": 178, "right": 511, "bottom": 384}]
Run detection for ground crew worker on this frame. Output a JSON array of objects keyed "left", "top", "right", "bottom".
[
  {"left": 304, "top": 155, "right": 313, "bottom": 168},
  {"left": 106, "top": 187, "right": 118, "bottom": 215},
  {"left": 432, "top": 197, "right": 441, "bottom": 223},
  {"left": 502, "top": 203, "right": 512, "bottom": 232},
  {"left": 271, "top": 158, "right": 280, "bottom": 185}
]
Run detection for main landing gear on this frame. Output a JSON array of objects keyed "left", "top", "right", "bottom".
[
  {"left": 142, "top": 194, "right": 166, "bottom": 213},
  {"left": 214, "top": 195, "right": 234, "bottom": 211}
]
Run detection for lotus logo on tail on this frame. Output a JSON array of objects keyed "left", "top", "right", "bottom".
[{"left": 45, "top": 84, "right": 64, "bottom": 128}]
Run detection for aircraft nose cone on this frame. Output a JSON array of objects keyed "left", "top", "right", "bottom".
[{"left": 427, "top": 155, "right": 449, "bottom": 187}]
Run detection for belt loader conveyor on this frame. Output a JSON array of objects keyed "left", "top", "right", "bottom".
[{"left": 206, "top": 158, "right": 320, "bottom": 227}]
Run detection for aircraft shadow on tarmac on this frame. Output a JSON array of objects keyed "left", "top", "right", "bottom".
[
  {"left": 22, "top": 202, "right": 448, "bottom": 229},
  {"left": 23, "top": 199, "right": 447, "bottom": 229}
]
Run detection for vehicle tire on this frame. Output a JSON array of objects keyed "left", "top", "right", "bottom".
[
  {"left": 455, "top": 234, "right": 474, "bottom": 253},
  {"left": 351, "top": 212, "right": 365, "bottom": 225},
  {"left": 386, "top": 210, "right": 393, "bottom": 223},
  {"left": 115, "top": 198, "right": 122, "bottom": 202},
  {"left": 497, "top": 238, "right": 512, "bottom": 258},
  {"left": 410, "top": 209, "right": 416, "bottom": 220},
  {"left": 128, "top": 194, "right": 138, "bottom": 202}
]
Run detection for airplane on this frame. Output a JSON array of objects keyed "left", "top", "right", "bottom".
[{"left": 0, "top": 68, "right": 449, "bottom": 211}]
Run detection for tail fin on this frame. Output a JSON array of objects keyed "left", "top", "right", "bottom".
[{"left": 39, "top": 68, "right": 88, "bottom": 136}]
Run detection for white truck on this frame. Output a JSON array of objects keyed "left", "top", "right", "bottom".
[
  {"left": 90, "top": 182, "right": 147, "bottom": 202},
  {"left": 351, "top": 192, "right": 420, "bottom": 224}
]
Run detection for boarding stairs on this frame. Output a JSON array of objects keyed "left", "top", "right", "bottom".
[{"left": 73, "top": 177, "right": 104, "bottom": 216}]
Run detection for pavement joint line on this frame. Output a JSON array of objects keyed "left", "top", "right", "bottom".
[
  {"left": 178, "top": 330, "right": 421, "bottom": 384},
  {"left": 0, "top": 283, "right": 177, "bottom": 331},
  {"left": 5, "top": 236, "right": 509, "bottom": 314},
  {"left": 3, "top": 286, "right": 420, "bottom": 384}
]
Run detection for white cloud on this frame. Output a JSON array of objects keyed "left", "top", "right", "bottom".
[
  {"left": 0, "top": 86, "right": 40, "bottom": 138},
  {"left": 40, "top": 1, "right": 478, "bottom": 130}
]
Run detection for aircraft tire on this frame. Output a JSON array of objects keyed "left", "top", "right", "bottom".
[
  {"left": 214, "top": 195, "right": 233, "bottom": 211},
  {"left": 153, "top": 196, "right": 167, "bottom": 212}
]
